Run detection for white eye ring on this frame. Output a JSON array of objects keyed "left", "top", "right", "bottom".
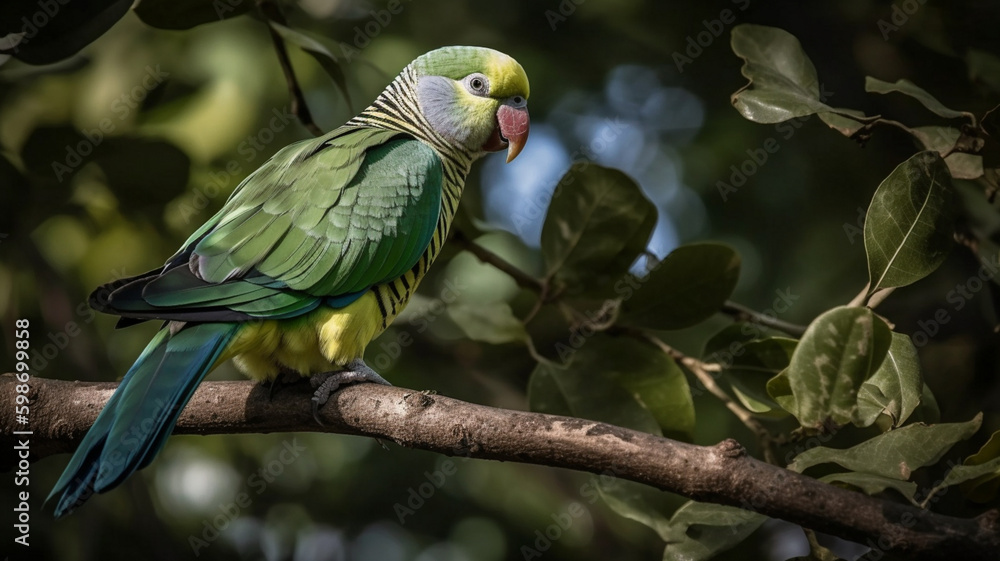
[{"left": 466, "top": 74, "right": 489, "bottom": 95}]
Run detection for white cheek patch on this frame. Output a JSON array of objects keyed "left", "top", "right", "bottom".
[{"left": 417, "top": 75, "right": 468, "bottom": 145}]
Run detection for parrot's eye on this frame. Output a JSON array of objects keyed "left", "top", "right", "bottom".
[
  {"left": 465, "top": 74, "right": 489, "bottom": 95},
  {"left": 512, "top": 96, "right": 525, "bottom": 106}
]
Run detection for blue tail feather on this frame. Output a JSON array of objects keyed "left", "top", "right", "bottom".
[{"left": 48, "top": 323, "right": 238, "bottom": 517}]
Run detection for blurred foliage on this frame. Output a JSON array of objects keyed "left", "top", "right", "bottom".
[{"left": 2, "top": 1, "right": 1000, "bottom": 560}]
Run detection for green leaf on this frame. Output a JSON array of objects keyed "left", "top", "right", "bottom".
[
  {"left": 97, "top": 138, "right": 191, "bottom": 210},
  {"left": 916, "top": 385, "right": 941, "bottom": 424},
  {"left": 522, "top": 303, "right": 577, "bottom": 365},
  {"left": 766, "top": 369, "right": 795, "bottom": 413},
  {"left": 912, "top": 126, "right": 984, "bottom": 180},
  {"left": 855, "top": 333, "right": 923, "bottom": 428},
  {"left": 819, "top": 472, "right": 918, "bottom": 504},
  {"left": 268, "top": 23, "right": 352, "bottom": 110},
  {"left": 0, "top": 153, "right": 32, "bottom": 234},
  {"left": 0, "top": 0, "right": 131, "bottom": 64},
  {"left": 525, "top": 363, "right": 572, "bottom": 417},
  {"left": 704, "top": 327, "right": 796, "bottom": 416},
  {"left": 597, "top": 480, "right": 673, "bottom": 542},
  {"left": 818, "top": 109, "right": 868, "bottom": 137},
  {"left": 134, "top": 0, "right": 252, "bottom": 30},
  {"left": 619, "top": 243, "right": 740, "bottom": 330},
  {"left": 958, "top": 430, "right": 1000, "bottom": 503},
  {"left": 788, "top": 413, "right": 983, "bottom": 479},
  {"left": 730, "top": 24, "right": 834, "bottom": 123},
  {"left": 702, "top": 322, "right": 763, "bottom": 356},
  {"left": 966, "top": 49, "right": 1000, "bottom": 94},
  {"left": 927, "top": 458, "right": 1000, "bottom": 504},
  {"left": 662, "top": 501, "right": 767, "bottom": 561},
  {"left": 966, "top": 430, "right": 1000, "bottom": 468},
  {"left": 527, "top": 335, "right": 695, "bottom": 436},
  {"left": 540, "top": 165, "right": 657, "bottom": 291},
  {"left": 864, "top": 77, "right": 968, "bottom": 120},
  {"left": 864, "top": 151, "right": 956, "bottom": 293},
  {"left": 785, "top": 306, "right": 892, "bottom": 428},
  {"left": 21, "top": 128, "right": 190, "bottom": 226},
  {"left": 447, "top": 302, "right": 526, "bottom": 345}
]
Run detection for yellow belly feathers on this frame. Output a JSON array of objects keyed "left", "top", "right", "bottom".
[{"left": 217, "top": 292, "right": 385, "bottom": 381}]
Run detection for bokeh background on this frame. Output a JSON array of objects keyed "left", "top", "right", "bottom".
[{"left": 2, "top": 0, "right": 1000, "bottom": 559}]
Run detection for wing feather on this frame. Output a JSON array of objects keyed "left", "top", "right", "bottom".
[{"left": 95, "top": 126, "right": 444, "bottom": 324}]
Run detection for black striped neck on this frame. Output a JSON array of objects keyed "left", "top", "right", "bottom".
[{"left": 347, "top": 66, "right": 476, "bottom": 176}]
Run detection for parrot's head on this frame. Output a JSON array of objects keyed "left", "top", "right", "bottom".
[{"left": 412, "top": 46, "right": 530, "bottom": 163}]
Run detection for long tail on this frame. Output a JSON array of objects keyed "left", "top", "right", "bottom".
[{"left": 47, "top": 322, "right": 239, "bottom": 517}]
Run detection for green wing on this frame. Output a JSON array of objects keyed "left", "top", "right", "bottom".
[{"left": 100, "top": 126, "right": 443, "bottom": 322}]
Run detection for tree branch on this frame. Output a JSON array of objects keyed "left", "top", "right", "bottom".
[
  {"left": 453, "top": 233, "right": 806, "bottom": 338},
  {"left": 451, "top": 229, "right": 546, "bottom": 292},
  {"left": 720, "top": 300, "right": 807, "bottom": 337},
  {"left": 632, "top": 331, "right": 780, "bottom": 466},
  {"left": 5, "top": 374, "right": 999, "bottom": 560}
]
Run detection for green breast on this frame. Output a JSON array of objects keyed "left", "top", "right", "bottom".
[{"left": 370, "top": 157, "right": 469, "bottom": 330}]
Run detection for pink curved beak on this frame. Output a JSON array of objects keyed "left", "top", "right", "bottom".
[{"left": 497, "top": 103, "right": 529, "bottom": 163}]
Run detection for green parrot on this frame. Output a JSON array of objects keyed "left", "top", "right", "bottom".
[{"left": 48, "top": 45, "right": 530, "bottom": 517}]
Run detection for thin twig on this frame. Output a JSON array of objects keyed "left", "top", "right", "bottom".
[
  {"left": 873, "top": 117, "right": 920, "bottom": 137},
  {"left": 848, "top": 282, "right": 870, "bottom": 307},
  {"left": 847, "top": 282, "right": 896, "bottom": 310},
  {"left": 721, "top": 300, "right": 807, "bottom": 337},
  {"left": 827, "top": 109, "right": 882, "bottom": 125},
  {"left": 451, "top": 235, "right": 800, "bottom": 438},
  {"left": 828, "top": 110, "right": 916, "bottom": 134},
  {"left": 866, "top": 287, "right": 896, "bottom": 310},
  {"left": 451, "top": 229, "right": 546, "bottom": 292},
  {"left": 521, "top": 282, "right": 549, "bottom": 325},
  {"left": 257, "top": 0, "right": 324, "bottom": 137},
  {"left": 630, "top": 330, "right": 780, "bottom": 466}
]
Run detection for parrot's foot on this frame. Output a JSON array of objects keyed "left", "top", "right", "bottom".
[
  {"left": 268, "top": 369, "right": 304, "bottom": 401},
  {"left": 310, "top": 359, "right": 391, "bottom": 425}
]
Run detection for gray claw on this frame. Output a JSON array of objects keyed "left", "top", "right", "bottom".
[{"left": 310, "top": 359, "right": 391, "bottom": 425}]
